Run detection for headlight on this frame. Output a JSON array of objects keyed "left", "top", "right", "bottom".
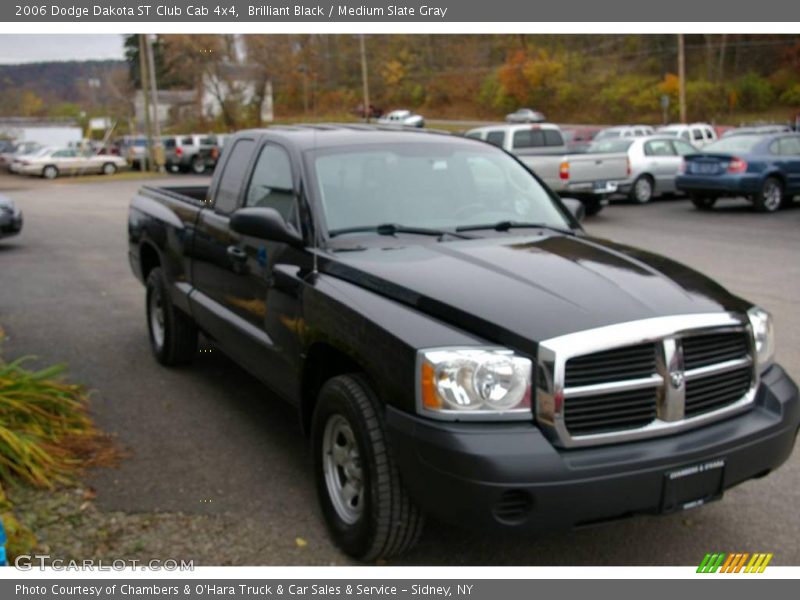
[
  {"left": 417, "top": 348, "right": 532, "bottom": 420},
  {"left": 747, "top": 306, "right": 775, "bottom": 373}
]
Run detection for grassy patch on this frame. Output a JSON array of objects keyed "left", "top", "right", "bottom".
[{"left": 0, "top": 332, "right": 118, "bottom": 558}]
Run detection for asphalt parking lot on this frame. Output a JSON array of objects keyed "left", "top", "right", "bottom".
[{"left": 1, "top": 173, "right": 798, "bottom": 565}]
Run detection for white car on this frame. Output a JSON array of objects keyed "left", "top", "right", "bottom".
[
  {"left": 377, "top": 110, "right": 425, "bottom": 128},
  {"left": 657, "top": 123, "right": 717, "bottom": 148},
  {"left": 505, "top": 108, "right": 546, "bottom": 123},
  {"left": 13, "top": 147, "right": 128, "bottom": 179},
  {"left": 594, "top": 125, "right": 655, "bottom": 140},
  {"left": 592, "top": 135, "right": 698, "bottom": 203}
]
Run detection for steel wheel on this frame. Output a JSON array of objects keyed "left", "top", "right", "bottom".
[
  {"left": 322, "top": 414, "right": 364, "bottom": 525},
  {"left": 191, "top": 157, "right": 206, "bottom": 174},
  {"left": 632, "top": 176, "right": 654, "bottom": 204},
  {"left": 148, "top": 282, "right": 166, "bottom": 350},
  {"left": 760, "top": 178, "right": 782, "bottom": 212}
]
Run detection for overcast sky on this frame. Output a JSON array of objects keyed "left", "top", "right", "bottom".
[{"left": 0, "top": 35, "right": 126, "bottom": 64}]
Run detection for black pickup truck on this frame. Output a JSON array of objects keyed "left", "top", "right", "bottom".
[{"left": 128, "top": 125, "right": 799, "bottom": 560}]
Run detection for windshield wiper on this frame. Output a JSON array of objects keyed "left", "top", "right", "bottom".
[
  {"left": 455, "top": 221, "right": 576, "bottom": 236},
  {"left": 328, "top": 223, "right": 473, "bottom": 240}
]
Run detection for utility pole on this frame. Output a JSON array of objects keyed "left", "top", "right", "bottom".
[
  {"left": 138, "top": 34, "right": 153, "bottom": 172},
  {"left": 678, "top": 33, "right": 687, "bottom": 123},
  {"left": 145, "top": 34, "right": 164, "bottom": 171},
  {"left": 359, "top": 34, "right": 370, "bottom": 122}
]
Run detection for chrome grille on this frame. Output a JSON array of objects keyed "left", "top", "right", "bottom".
[
  {"left": 683, "top": 331, "right": 750, "bottom": 370},
  {"left": 536, "top": 313, "right": 759, "bottom": 447},
  {"left": 564, "top": 343, "right": 657, "bottom": 387},
  {"left": 564, "top": 387, "right": 658, "bottom": 435}
]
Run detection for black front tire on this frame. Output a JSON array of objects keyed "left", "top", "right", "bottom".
[
  {"left": 145, "top": 267, "right": 198, "bottom": 366},
  {"left": 691, "top": 195, "right": 716, "bottom": 211},
  {"left": 312, "top": 374, "right": 424, "bottom": 561},
  {"left": 583, "top": 199, "right": 603, "bottom": 216}
]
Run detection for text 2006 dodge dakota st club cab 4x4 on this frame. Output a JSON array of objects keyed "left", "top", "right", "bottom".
[{"left": 129, "top": 125, "right": 799, "bottom": 560}]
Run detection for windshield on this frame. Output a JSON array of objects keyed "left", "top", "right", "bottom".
[
  {"left": 587, "top": 139, "right": 633, "bottom": 153},
  {"left": 659, "top": 130, "right": 679, "bottom": 136},
  {"left": 703, "top": 135, "right": 763, "bottom": 153},
  {"left": 309, "top": 142, "right": 571, "bottom": 234}
]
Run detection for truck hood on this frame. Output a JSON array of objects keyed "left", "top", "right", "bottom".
[{"left": 321, "top": 233, "right": 749, "bottom": 350}]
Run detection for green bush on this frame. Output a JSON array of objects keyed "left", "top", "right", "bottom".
[
  {"left": 779, "top": 83, "right": 800, "bottom": 106},
  {"left": 735, "top": 73, "right": 775, "bottom": 111}
]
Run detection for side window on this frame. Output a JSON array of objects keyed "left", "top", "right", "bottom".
[
  {"left": 644, "top": 140, "right": 675, "bottom": 156},
  {"left": 245, "top": 144, "right": 295, "bottom": 221},
  {"left": 485, "top": 130, "right": 506, "bottom": 147},
  {"left": 692, "top": 129, "right": 704, "bottom": 141},
  {"left": 705, "top": 128, "right": 715, "bottom": 140},
  {"left": 465, "top": 132, "right": 482, "bottom": 140},
  {"left": 163, "top": 138, "right": 176, "bottom": 149},
  {"left": 777, "top": 137, "right": 800, "bottom": 156},
  {"left": 182, "top": 136, "right": 194, "bottom": 146},
  {"left": 213, "top": 139, "right": 256, "bottom": 214},
  {"left": 672, "top": 140, "right": 696, "bottom": 156},
  {"left": 544, "top": 130, "right": 565, "bottom": 146},
  {"left": 681, "top": 131, "right": 691, "bottom": 140}
]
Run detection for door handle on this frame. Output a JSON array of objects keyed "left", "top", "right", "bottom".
[{"left": 226, "top": 245, "right": 247, "bottom": 262}]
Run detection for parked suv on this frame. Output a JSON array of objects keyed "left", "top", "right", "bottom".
[
  {"left": 163, "top": 134, "right": 218, "bottom": 174},
  {"left": 658, "top": 123, "right": 718, "bottom": 148}
]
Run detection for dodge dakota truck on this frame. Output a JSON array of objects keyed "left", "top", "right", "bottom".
[
  {"left": 466, "top": 124, "right": 629, "bottom": 215},
  {"left": 128, "top": 125, "right": 799, "bottom": 561}
]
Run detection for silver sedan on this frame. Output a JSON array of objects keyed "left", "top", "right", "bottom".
[
  {"left": 13, "top": 147, "right": 128, "bottom": 179},
  {"left": 586, "top": 136, "right": 698, "bottom": 203}
]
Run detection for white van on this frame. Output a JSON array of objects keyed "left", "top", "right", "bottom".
[{"left": 657, "top": 123, "right": 718, "bottom": 148}]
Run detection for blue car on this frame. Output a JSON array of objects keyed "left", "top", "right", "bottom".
[{"left": 676, "top": 133, "right": 800, "bottom": 213}]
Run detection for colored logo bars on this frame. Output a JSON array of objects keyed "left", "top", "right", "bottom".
[{"left": 697, "top": 552, "right": 774, "bottom": 573}]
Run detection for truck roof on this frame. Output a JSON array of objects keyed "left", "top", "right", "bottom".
[{"left": 234, "top": 124, "right": 459, "bottom": 151}]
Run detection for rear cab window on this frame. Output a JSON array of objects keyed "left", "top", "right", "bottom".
[
  {"left": 485, "top": 131, "right": 506, "bottom": 147},
  {"left": 213, "top": 139, "right": 256, "bottom": 214}
]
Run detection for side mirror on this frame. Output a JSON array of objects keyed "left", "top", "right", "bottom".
[
  {"left": 561, "top": 198, "right": 585, "bottom": 223},
  {"left": 229, "top": 207, "right": 304, "bottom": 248}
]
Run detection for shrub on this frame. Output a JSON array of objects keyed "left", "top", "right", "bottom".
[{"left": 735, "top": 73, "right": 775, "bottom": 111}]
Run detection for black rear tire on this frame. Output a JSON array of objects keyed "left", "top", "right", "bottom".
[
  {"left": 312, "top": 374, "right": 424, "bottom": 561},
  {"left": 691, "top": 195, "right": 716, "bottom": 211},
  {"left": 145, "top": 267, "right": 198, "bottom": 365},
  {"left": 191, "top": 156, "right": 206, "bottom": 175},
  {"left": 752, "top": 177, "right": 783, "bottom": 213}
]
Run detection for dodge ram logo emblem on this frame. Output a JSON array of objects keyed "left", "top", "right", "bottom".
[{"left": 669, "top": 370, "right": 685, "bottom": 389}]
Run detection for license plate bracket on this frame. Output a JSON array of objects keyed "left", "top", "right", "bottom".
[{"left": 661, "top": 459, "right": 725, "bottom": 513}]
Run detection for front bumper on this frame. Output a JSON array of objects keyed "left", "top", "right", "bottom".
[{"left": 386, "top": 364, "right": 799, "bottom": 533}]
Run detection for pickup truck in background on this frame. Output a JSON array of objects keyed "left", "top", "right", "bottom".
[
  {"left": 129, "top": 125, "right": 799, "bottom": 561},
  {"left": 466, "top": 123, "right": 629, "bottom": 215}
]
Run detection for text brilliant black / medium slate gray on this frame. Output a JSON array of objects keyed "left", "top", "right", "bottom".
[{"left": 6, "top": 0, "right": 800, "bottom": 21}]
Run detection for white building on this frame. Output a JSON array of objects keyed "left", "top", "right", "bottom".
[
  {"left": 133, "top": 89, "right": 196, "bottom": 129},
  {"left": 0, "top": 118, "right": 82, "bottom": 147}
]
